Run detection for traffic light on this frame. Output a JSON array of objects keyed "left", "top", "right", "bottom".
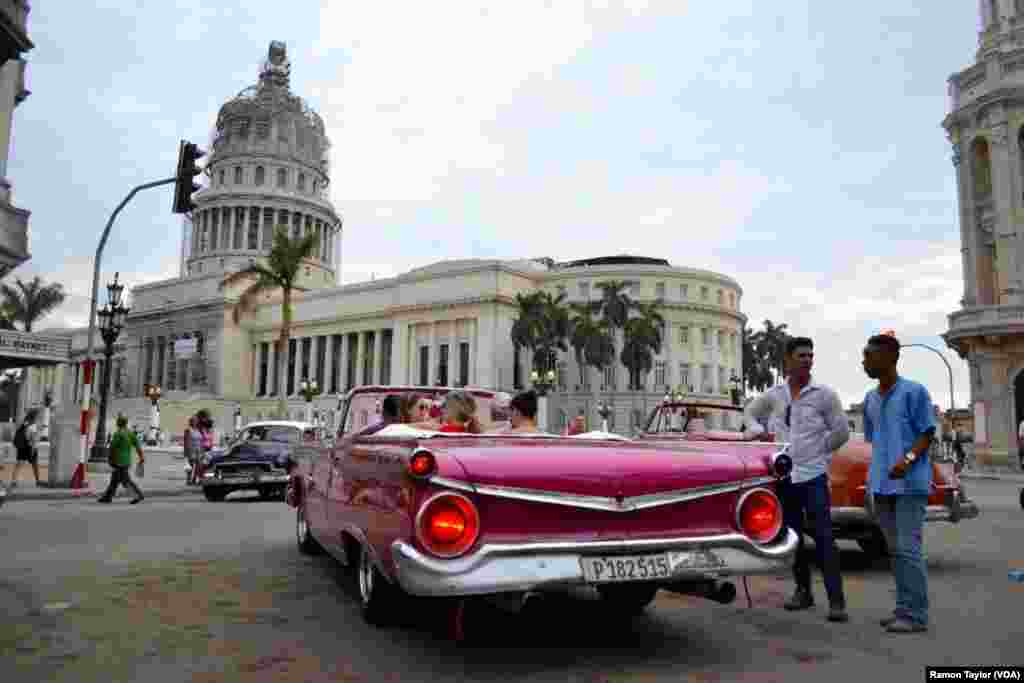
[{"left": 172, "top": 139, "right": 205, "bottom": 214}]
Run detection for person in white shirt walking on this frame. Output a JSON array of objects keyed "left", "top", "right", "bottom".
[{"left": 743, "top": 336, "right": 851, "bottom": 622}]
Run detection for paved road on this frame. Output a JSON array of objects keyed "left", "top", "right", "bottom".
[{"left": 2, "top": 480, "right": 1022, "bottom": 682}]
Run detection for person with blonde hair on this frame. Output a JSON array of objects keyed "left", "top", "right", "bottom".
[{"left": 439, "top": 390, "right": 479, "bottom": 433}]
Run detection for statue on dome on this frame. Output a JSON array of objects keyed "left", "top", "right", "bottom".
[{"left": 260, "top": 40, "right": 291, "bottom": 90}]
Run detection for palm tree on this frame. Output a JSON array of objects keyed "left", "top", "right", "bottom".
[
  {"left": 742, "top": 325, "right": 772, "bottom": 394},
  {"left": 0, "top": 276, "right": 67, "bottom": 332},
  {"left": 510, "top": 292, "right": 545, "bottom": 388},
  {"left": 568, "top": 303, "right": 614, "bottom": 387},
  {"left": 510, "top": 291, "right": 571, "bottom": 386},
  {"left": 621, "top": 301, "right": 664, "bottom": 390},
  {"left": 220, "top": 226, "right": 318, "bottom": 418},
  {"left": 592, "top": 280, "right": 635, "bottom": 389},
  {"left": 759, "top": 319, "right": 790, "bottom": 385}
]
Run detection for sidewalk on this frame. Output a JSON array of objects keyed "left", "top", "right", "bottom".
[{"left": 1, "top": 444, "right": 201, "bottom": 503}]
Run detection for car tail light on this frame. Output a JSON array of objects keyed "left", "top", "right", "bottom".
[
  {"left": 736, "top": 488, "right": 783, "bottom": 544},
  {"left": 415, "top": 492, "right": 480, "bottom": 558},
  {"left": 409, "top": 449, "right": 436, "bottom": 478}
]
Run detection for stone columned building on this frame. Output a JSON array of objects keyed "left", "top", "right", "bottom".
[{"left": 942, "top": 1, "right": 1024, "bottom": 468}]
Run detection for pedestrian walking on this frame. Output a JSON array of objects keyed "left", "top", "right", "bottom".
[
  {"left": 97, "top": 415, "right": 145, "bottom": 504},
  {"left": 184, "top": 416, "right": 202, "bottom": 485},
  {"left": 743, "top": 336, "right": 850, "bottom": 622},
  {"left": 861, "top": 332, "right": 936, "bottom": 633},
  {"left": 8, "top": 408, "right": 41, "bottom": 487}
]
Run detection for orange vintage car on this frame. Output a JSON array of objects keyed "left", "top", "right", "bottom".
[{"left": 637, "top": 399, "right": 980, "bottom": 557}]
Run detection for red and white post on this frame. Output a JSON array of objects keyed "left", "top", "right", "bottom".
[{"left": 70, "top": 359, "right": 94, "bottom": 489}]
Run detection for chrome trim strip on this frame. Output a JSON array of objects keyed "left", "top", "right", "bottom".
[
  {"left": 426, "top": 474, "right": 776, "bottom": 512},
  {"left": 831, "top": 503, "right": 980, "bottom": 525},
  {"left": 389, "top": 528, "right": 799, "bottom": 596}
]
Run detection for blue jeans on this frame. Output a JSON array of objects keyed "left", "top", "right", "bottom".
[
  {"left": 779, "top": 474, "right": 845, "bottom": 606},
  {"left": 874, "top": 494, "right": 928, "bottom": 625}
]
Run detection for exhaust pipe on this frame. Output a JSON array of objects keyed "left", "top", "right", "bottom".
[{"left": 664, "top": 580, "right": 737, "bottom": 605}]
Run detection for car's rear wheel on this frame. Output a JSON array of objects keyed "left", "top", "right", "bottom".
[
  {"left": 203, "top": 488, "right": 227, "bottom": 502},
  {"left": 259, "top": 486, "right": 277, "bottom": 501},
  {"left": 857, "top": 529, "right": 889, "bottom": 558},
  {"left": 296, "top": 503, "right": 323, "bottom": 555},
  {"left": 358, "top": 544, "right": 400, "bottom": 626},
  {"left": 596, "top": 583, "right": 659, "bottom": 614}
]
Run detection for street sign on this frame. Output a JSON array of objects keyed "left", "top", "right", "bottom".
[{"left": 174, "top": 338, "right": 197, "bottom": 358}]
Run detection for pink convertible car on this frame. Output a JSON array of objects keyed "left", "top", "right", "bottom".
[{"left": 286, "top": 386, "right": 798, "bottom": 628}]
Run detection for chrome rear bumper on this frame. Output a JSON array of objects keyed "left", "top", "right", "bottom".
[
  {"left": 832, "top": 496, "right": 980, "bottom": 527},
  {"left": 390, "top": 529, "right": 798, "bottom": 598}
]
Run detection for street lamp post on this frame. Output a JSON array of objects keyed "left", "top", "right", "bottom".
[
  {"left": 530, "top": 366, "right": 557, "bottom": 432},
  {"left": 89, "top": 273, "right": 130, "bottom": 463},
  {"left": 298, "top": 379, "right": 320, "bottom": 424},
  {"left": 898, "top": 341, "right": 962, "bottom": 466},
  {"left": 144, "top": 383, "right": 162, "bottom": 445}
]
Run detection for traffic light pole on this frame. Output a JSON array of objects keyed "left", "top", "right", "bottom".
[{"left": 74, "top": 176, "right": 178, "bottom": 485}]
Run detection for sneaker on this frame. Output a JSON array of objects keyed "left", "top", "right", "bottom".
[
  {"left": 827, "top": 603, "right": 849, "bottom": 623},
  {"left": 879, "top": 615, "right": 899, "bottom": 627},
  {"left": 886, "top": 618, "right": 927, "bottom": 633},
  {"left": 97, "top": 497, "right": 112, "bottom": 504},
  {"left": 130, "top": 497, "right": 144, "bottom": 505},
  {"left": 783, "top": 587, "right": 814, "bottom": 611}
]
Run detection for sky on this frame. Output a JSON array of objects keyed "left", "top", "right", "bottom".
[{"left": 7, "top": 1, "right": 979, "bottom": 410}]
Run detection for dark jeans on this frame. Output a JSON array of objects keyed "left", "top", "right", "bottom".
[
  {"left": 779, "top": 473, "right": 845, "bottom": 606},
  {"left": 101, "top": 465, "right": 143, "bottom": 500}
]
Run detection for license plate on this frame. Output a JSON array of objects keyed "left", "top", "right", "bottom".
[
  {"left": 580, "top": 554, "right": 672, "bottom": 583},
  {"left": 581, "top": 549, "right": 727, "bottom": 584}
]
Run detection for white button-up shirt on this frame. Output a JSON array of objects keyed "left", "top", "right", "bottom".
[{"left": 742, "top": 379, "right": 850, "bottom": 484}]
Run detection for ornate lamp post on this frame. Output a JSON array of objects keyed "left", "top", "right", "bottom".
[
  {"left": 41, "top": 388, "right": 53, "bottom": 442},
  {"left": 298, "top": 379, "right": 320, "bottom": 424},
  {"left": 89, "top": 273, "right": 130, "bottom": 462},
  {"left": 234, "top": 404, "right": 243, "bottom": 437},
  {"left": 530, "top": 366, "right": 557, "bottom": 432},
  {"left": 144, "top": 384, "right": 162, "bottom": 445}
]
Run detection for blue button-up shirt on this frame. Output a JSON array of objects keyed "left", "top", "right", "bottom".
[{"left": 863, "top": 377, "right": 937, "bottom": 496}]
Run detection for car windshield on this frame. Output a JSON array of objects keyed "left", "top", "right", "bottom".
[
  {"left": 239, "top": 425, "right": 301, "bottom": 444},
  {"left": 644, "top": 403, "right": 745, "bottom": 434}
]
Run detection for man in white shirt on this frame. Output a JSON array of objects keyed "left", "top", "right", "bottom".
[{"left": 743, "top": 336, "right": 850, "bottom": 622}]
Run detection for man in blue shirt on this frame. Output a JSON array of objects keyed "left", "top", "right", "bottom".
[{"left": 862, "top": 333, "right": 936, "bottom": 633}]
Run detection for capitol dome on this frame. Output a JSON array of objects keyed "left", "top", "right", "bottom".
[{"left": 185, "top": 41, "right": 342, "bottom": 289}]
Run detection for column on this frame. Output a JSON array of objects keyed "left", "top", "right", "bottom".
[
  {"left": 468, "top": 318, "right": 476, "bottom": 386},
  {"left": 475, "top": 309, "right": 493, "bottom": 389},
  {"left": 323, "top": 334, "right": 335, "bottom": 394},
  {"left": 309, "top": 336, "right": 320, "bottom": 388},
  {"left": 356, "top": 331, "right": 366, "bottom": 386},
  {"left": 292, "top": 336, "right": 303, "bottom": 395},
  {"left": 374, "top": 329, "right": 384, "bottom": 384},
  {"left": 339, "top": 333, "right": 349, "bottom": 392},
  {"left": 427, "top": 323, "right": 436, "bottom": 385},
  {"left": 391, "top": 322, "right": 407, "bottom": 388},
  {"left": 989, "top": 121, "right": 1022, "bottom": 299}
]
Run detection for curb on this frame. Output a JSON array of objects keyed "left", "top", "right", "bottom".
[{"left": 3, "top": 487, "right": 203, "bottom": 502}]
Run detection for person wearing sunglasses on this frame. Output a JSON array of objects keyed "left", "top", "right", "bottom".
[{"left": 742, "top": 336, "right": 850, "bottom": 622}]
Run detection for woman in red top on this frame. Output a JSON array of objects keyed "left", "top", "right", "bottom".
[{"left": 438, "top": 390, "right": 479, "bottom": 433}]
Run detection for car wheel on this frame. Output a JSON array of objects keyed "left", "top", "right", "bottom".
[
  {"left": 259, "top": 486, "right": 275, "bottom": 501},
  {"left": 203, "top": 488, "right": 227, "bottom": 502},
  {"left": 596, "top": 583, "right": 659, "bottom": 614},
  {"left": 358, "top": 543, "right": 399, "bottom": 626},
  {"left": 857, "top": 530, "right": 889, "bottom": 558},
  {"left": 296, "top": 503, "right": 323, "bottom": 555}
]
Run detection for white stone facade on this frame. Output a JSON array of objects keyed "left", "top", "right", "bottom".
[{"left": 942, "top": 1, "right": 1024, "bottom": 467}]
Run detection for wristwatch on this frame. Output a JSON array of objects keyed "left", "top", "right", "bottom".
[{"left": 904, "top": 451, "right": 917, "bottom": 464}]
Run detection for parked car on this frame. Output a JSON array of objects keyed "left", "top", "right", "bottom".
[
  {"left": 201, "top": 420, "right": 317, "bottom": 502},
  {"left": 286, "top": 385, "right": 798, "bottom": 629},
  {"left": 637, "top": 399, "right": 980, "bottom": 557}
]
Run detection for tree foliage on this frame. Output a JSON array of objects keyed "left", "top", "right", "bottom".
[
  {"left": 0, "top": 276, "right": 66, "bottom": 332},
  {"left": 221, "top": 226, "right": 318, "bottom": 419}
]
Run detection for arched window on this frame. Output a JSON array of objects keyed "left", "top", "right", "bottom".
[
  {"left": 297, "top": 173, "right": 306, "bottom": 191},
  {"left": 234, "top": 166, "right": 243, "bottom": 184},
  {"left": 255, "top": 166, "right": 265, "bottom": 186},
  {"left": 972, "top": 138, "right": 993, "bottom": 198},
  {"left": 277, "top": 168, "right": 287, "bottom": 188}
]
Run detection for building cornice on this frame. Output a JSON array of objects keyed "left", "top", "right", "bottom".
[
  {"left": 540, "top": 264, "right": 743, "bottom": 294},
  {"left": 943, "top": 86, "right": 1024, "bottom": 130}
]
